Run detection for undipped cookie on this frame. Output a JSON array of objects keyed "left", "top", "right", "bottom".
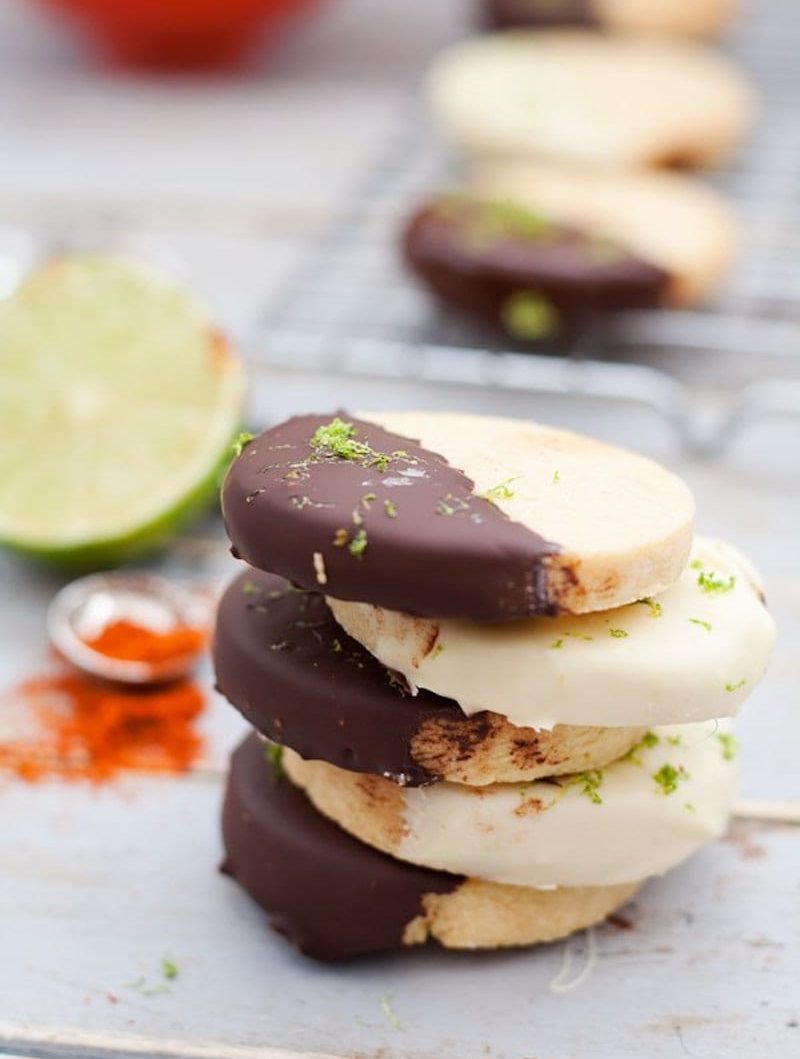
[{"left": 428, "top": 31, "right": 754, "bottom": 169}]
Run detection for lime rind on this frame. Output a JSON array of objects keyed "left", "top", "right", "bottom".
[{"left": 0, "top": 254, "right": 246, "bottom": 568}]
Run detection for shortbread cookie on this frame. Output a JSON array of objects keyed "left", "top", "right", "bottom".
[
  {"left": 222, "top": 733, "right": 640, "bottom": 959},
  {"left": 485, "top": 0, "right": 735, "bottom": 38},
  {"left": 469, "top": 162, "right": 737, "bottom": 306},
  {"left": 222, "top": 412, "right": 694, "bottom": 621},
  {"left": 213, "top": 569, "right": 644, "bottom": 786},
  {"left": 330, "top": 537, "right": 774, "bottom": 731},
  {"left": 283, "top": 720, "right": 738, "bottom": 889},
  {"left": 403, "top": 196, "right": 669, "bottom": 339},
  {"left": 428, "top": 31, "right": 754, "bottom": 168}
]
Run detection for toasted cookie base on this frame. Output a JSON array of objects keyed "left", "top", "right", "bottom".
[
  {"left": 214, "top": 570, "right": 644, "bottom": 786},
  {"left": 222, "top": 734, "right": 639, "bottom": 959}
]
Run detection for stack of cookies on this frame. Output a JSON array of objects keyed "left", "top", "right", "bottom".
[{"left": 215, "top": 411, "right": 774, "bottom": 960}]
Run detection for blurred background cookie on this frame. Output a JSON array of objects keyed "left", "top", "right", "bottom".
[
  {"left": 428, "top": 31, "right": 755, "bottom": 169},
  {"left": 483, "top": 0, "right": 736, "bottom": 39},
  {"left": 403, "top": 165, "right": 736, "bottom": 338}
]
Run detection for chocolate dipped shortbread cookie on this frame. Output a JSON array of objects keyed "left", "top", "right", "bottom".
[
  {"left": 484, "top": 0, "right": 735, "bottom": 38},
  {"left": 222, "top": 412, "right": 694, "bottom": 622},
  {"left": 403, "top": 164, "right": 736, "bottom": 336},
  {"left": 221, "top": 733, "right": 640, "bottom": 959},
  {"left": 214, "top": 569, "right": 644, "bottom": 786}
]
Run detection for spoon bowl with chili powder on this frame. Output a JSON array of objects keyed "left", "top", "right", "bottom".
[{"left": 48, "top": 572, "right": 209, "bottom": 684}]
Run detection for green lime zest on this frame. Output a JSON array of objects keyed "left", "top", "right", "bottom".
[
  {"left": 717, "top": 732, "right": 738, "bottom": 761},
  {"left": 161, "top": 957, "right": 178, "bottom": 981},
  {"left": 265, "top": 743, "right": 284, "bottom": 780},
  {"left": 231, "top": 431, "right": 254, "bottom": 457},
  {"left": 574, "top": 770, "right": 603, "bottom": 805},
  {"left": 637, "top": 598, "right": 662, "bottom": 618},
  {"left": 653, "top": 763, "right": 689, "bottom": 795},
  {"left": 348, "top": 528, "right": 368, "bottom": 559},
  {"left": 502, "top": 290, "right": 560, "bottom": 341},
  {"left": 384, "top": 499, "right": 398, "bottom": 518},
  {"left": 724, "top": 679, "right": 747, "bottom": 693},
  {"left": 689, "top": 617, "right": 712, "bottom": 632},
  {"left": 482, "top": 476, "right": 520, "bottom": 503},
  {"left": 609, "top": 628, "right": 628, "bottom": 639},
  {"left": 309, "top": 417, "right": 393, "bottom": 472}
]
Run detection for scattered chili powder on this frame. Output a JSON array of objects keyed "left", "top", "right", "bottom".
[
  {"left": 85, "top": 618, "right": 206, "bottom": 664},
  {"left": 0, "top": 666, "right": 205, "bottom": 784}
]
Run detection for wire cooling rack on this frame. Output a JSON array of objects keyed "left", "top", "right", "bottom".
[{"left": 253, "top": 0, "right": 800, "bottom": 452}]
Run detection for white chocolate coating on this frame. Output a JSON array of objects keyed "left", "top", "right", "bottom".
[
  {"left": 329, "top": 538, "right": 775, "bottom": 730},
  {"left": 399, "top": 722, "right": 737, "bottom": 888}
]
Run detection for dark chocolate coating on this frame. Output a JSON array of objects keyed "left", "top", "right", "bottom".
[
  {"left": 221, "top": 733, "right": 461, "bottom": 960},
  {"left": 403, "top": 201, "right": 669, "bottom": 337},
  {"left": 222, "top": 413, "right": 560, "bottom": 622},
  {"left": 484, "top": 0, "right": 593, "bottom": 29},
  {"left": 214, "top": 569, "right": 466, "bottom": 785}
]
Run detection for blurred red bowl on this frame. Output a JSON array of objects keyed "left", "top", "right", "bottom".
[{"left": 40, "top": 0, "right": 318, "bottom": 70}]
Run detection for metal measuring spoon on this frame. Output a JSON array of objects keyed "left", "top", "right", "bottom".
[{"left": 47, "top": 572, "right": 211, "bottom": 685}]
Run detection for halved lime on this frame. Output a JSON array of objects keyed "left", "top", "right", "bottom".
[{"left": 0, "top": 254, "right": 245, "bottom": 569}]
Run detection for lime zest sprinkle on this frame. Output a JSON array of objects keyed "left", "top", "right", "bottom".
[
  {"left": 717, "top": 732, "right": 738, "bottom": 761},
  {"left": 502, "top": 290, "right": 559, "bottom": 341},
  {"left": 565, "top": 631, "right": 593, "bottom": 642},
  {"left": 641, "top": 731, "right": 660, "bottom": 748},
  {"left": 689, "top": 617, "right": 712, "bottom": 632},
  {"left": 348, "top": 528, "right": 368, "bottom": 559},
  {"left": 552, "top": 469, "right": 560, "bottom": 484},
  {"left": 724, "top": 679, "right": 747, "bottom": 693},
  {"left": 332, "top": 638, "right": 343, "bottom": 654},
  {"left": 695, "top": 566, "right": 736, "bottom": 594},
  {"left": 309, "top": 417, "right": 394, "bottom": 472},
  {"left": 637, "top": 598, "right": 662, "bottom": 618},
  {"left": 653, "top": 763, "right": 689, "bottom": 795},
  {"left": 609, "top": 628, "right": 628, "bottom": 639},
  {"left": 265, "top": 743, "right": 284, "bottom": 780},
  {"left": 549, "top": 638, "right": 564, "bottom": 650},
  {"left": 481, "top": 476, "right": 520, "bottom": 503},
  {"left": 573, "top": 770, "right": 603, "bottom": 805},
  {"left": 384, "top": 499, "right": 398, "bottom": 518},
  {"left": 430, "top": 642, "right": 445, "bottom": 660},
  {"left": 667, "top": 734, "right": 682, "bottom": 747},
  {"left": 685, "top": 802, "right": 696, "bottom": 813},
  {"left": 161, "top": 957, "right": 178, "bottom": 981},
  {"left": 127, "top": 976, "right": 170, "bottom": 997},
  {"left": 242, "top": 580, "right": 260, "bottom": 596},
  {"left": 380, "top": 994, "right": 402, "bottom": 1031},
  {"left": 232, "top": 431, "right": 254, "bottom": 457}
]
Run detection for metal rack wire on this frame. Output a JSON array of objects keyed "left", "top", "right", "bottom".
[{"left": 254, "top": 0, "right": 800, "bottom": 452}]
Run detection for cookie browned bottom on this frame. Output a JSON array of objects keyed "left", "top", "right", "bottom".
[{"left": 221, "top": 734, "right": 640, "bottom": 960}]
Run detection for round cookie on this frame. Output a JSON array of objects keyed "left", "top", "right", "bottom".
[
  {"left": 484, "top": 0, "right": 735, "bottom": 39},
  {"left": 283, "top": 719, "right": 738, "bottom": 889},
  {"left": 222, "top": 411, "right": 695, "bottom": 621},
  {"left": 428, "top": 31, "right": 755, "bottom": 169},
  {"left": 329, "top": 537, "right": 775, "bottom": 731},
  {"left": 222, "top": 733, "right": 640, "bottom": 959},
  {"left": 213, "top": 569, "right": 645, "bottom": 786},
  {"left": 468, "top": 162, "right": 737, "bottom": 306},
  {"left": 403, "top": 195, "right": 670, "bottom": 340}
]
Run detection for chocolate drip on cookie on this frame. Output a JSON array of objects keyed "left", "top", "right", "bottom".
[
  {"left": 214, "top": 570, "right": 463, "bottom": 786},
  {"left": 221, "top": 734, "right": 461, "bottom": 960},
  {"left": 403, "top": 198, "right": 669, "bottom": 339},
  {"left": 222, "top": 413, "right": 560, "bottom": 621},
  {"left": 484, "top": 0, "right": 593, "bottom": 29}
]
